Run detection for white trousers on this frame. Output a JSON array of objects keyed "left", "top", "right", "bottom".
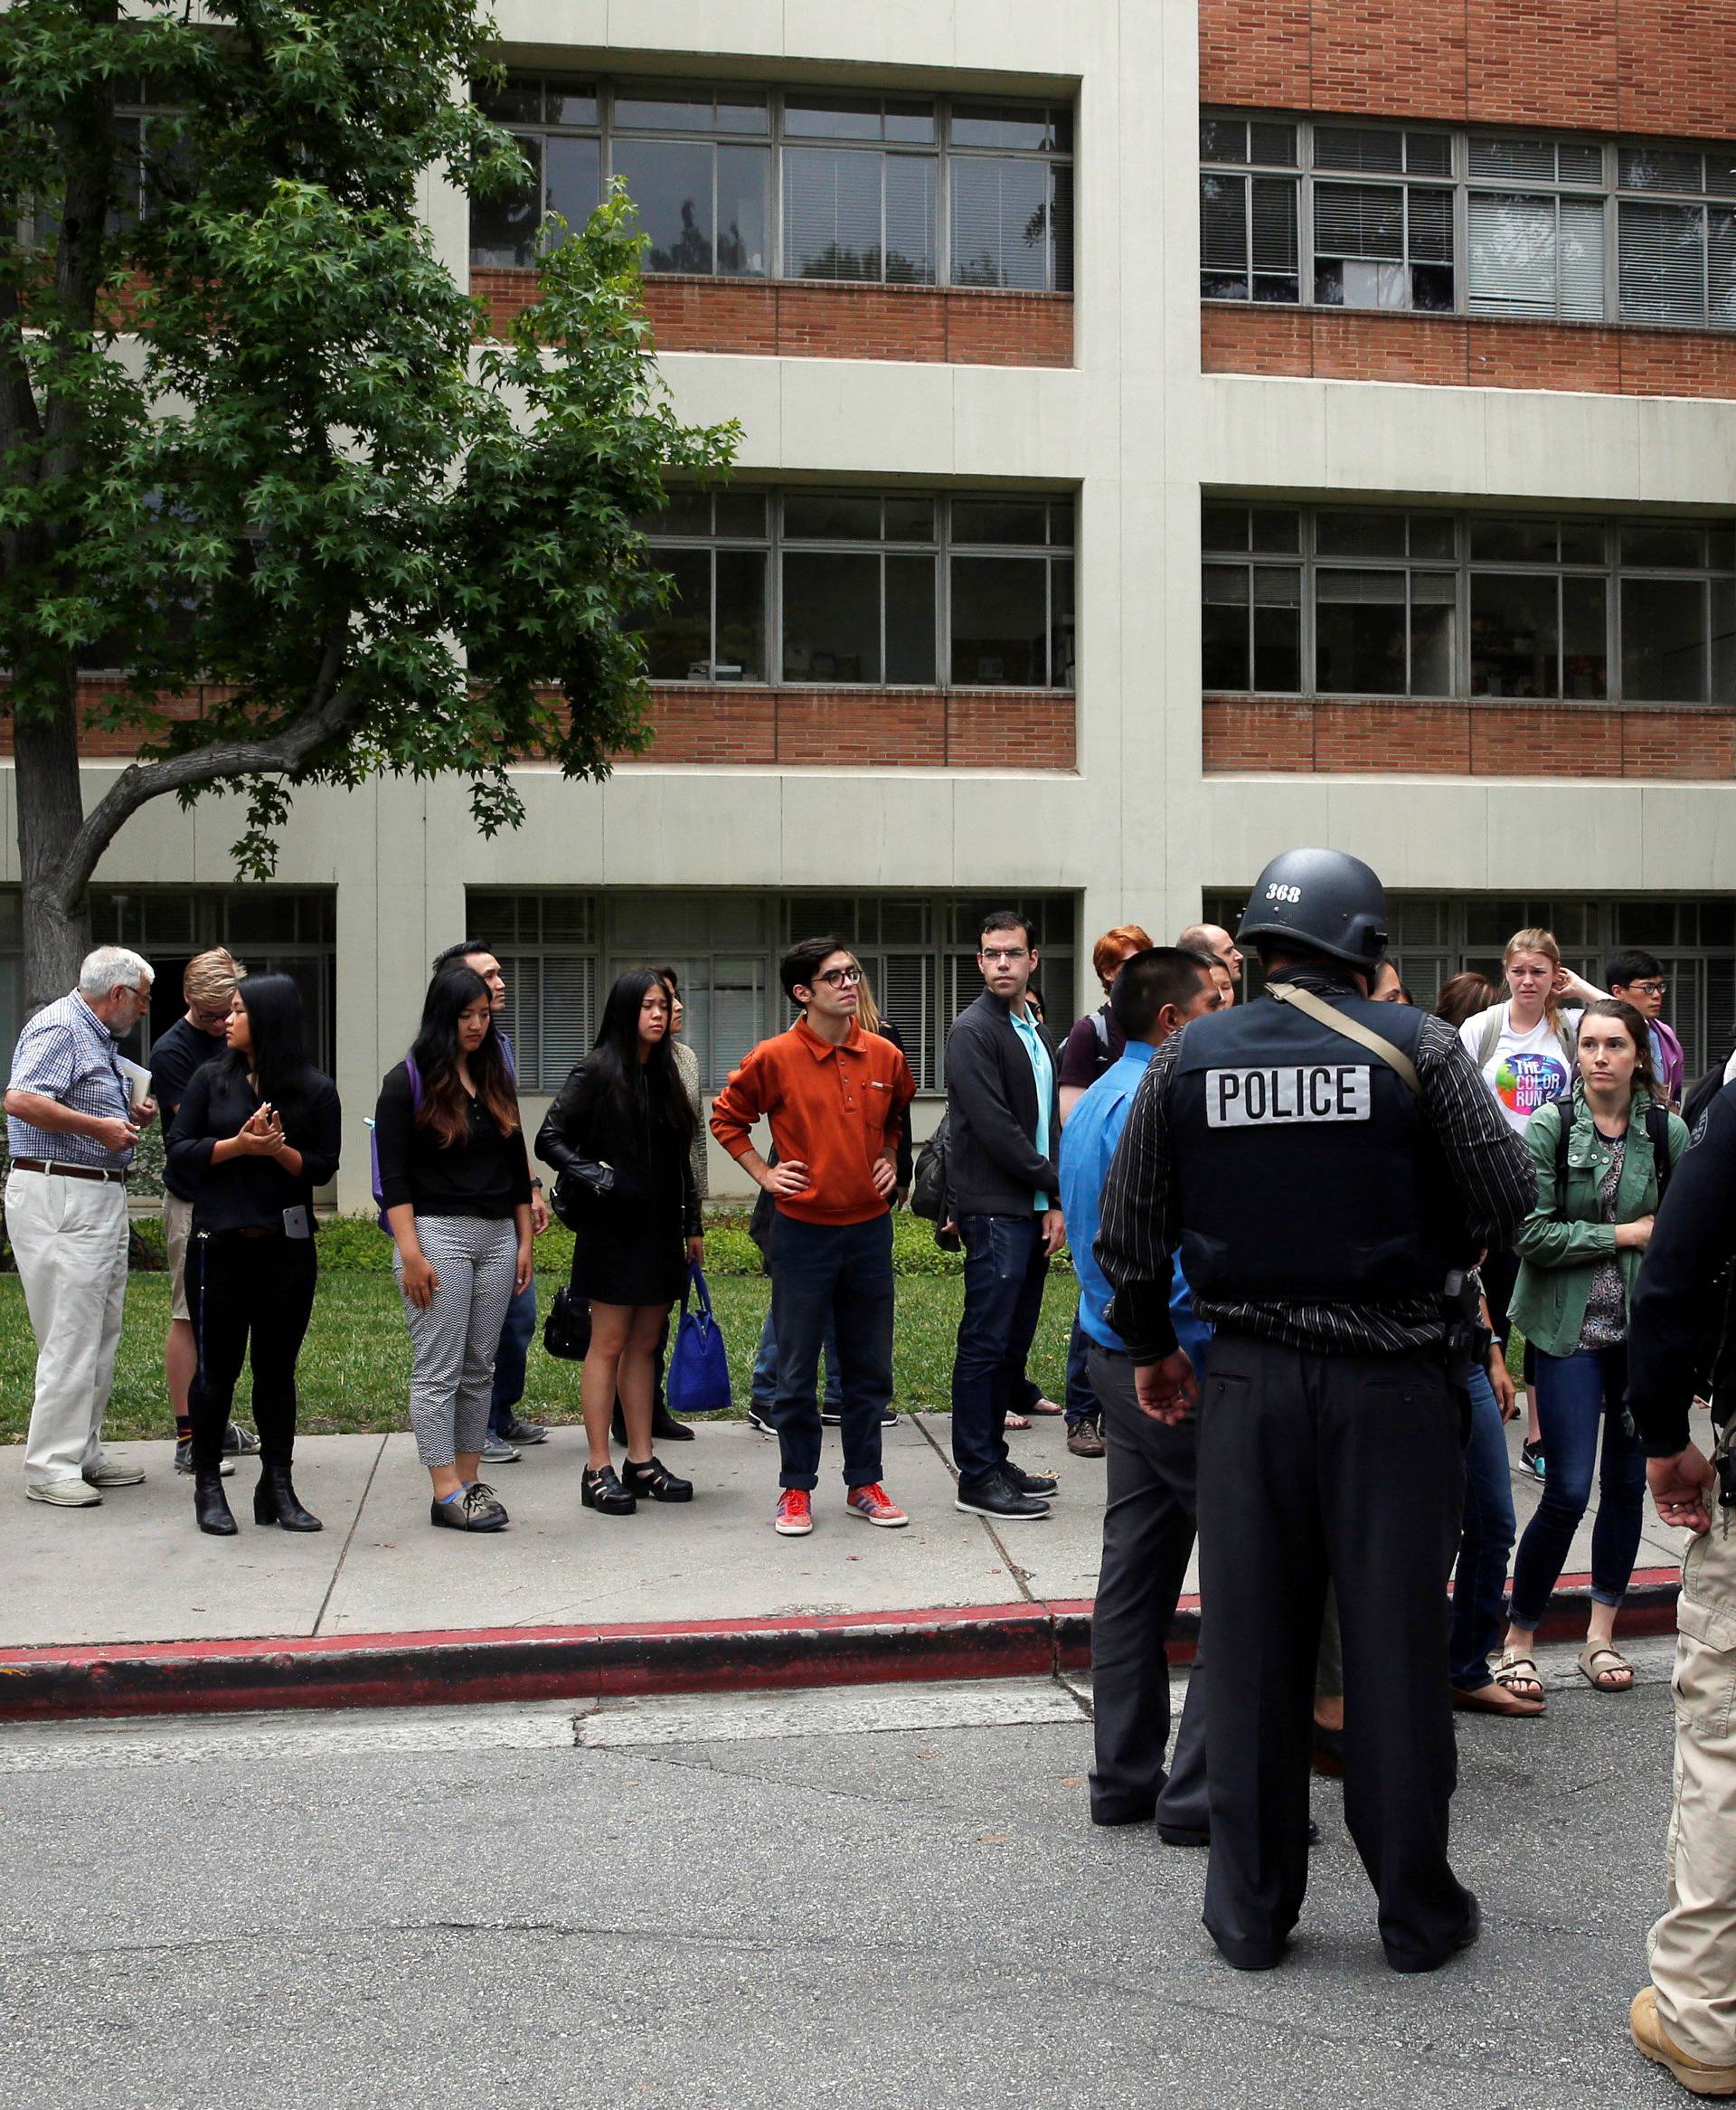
[{"left": 5, "top": 1170, "right": 130, "bottom": 1486}]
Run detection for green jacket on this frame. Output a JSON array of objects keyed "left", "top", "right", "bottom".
[{"left": 1510, "top": 1085, "right": 1689, "bottom": 1358}]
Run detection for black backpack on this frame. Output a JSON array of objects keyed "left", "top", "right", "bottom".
[
  {"left": 1550, "top": 1091, "right": 1672, "bottom": 1209},
  {"left": 910, "top": 1111, "right": 949, "bottom": 1222}
]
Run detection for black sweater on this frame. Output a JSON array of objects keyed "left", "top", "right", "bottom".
[
  {"left": 1629, "top": 1081, "right": 1736, "bottom": 1455},
  {"left": 373, "top": 1061, "right": 533, "bottom": 1220},
  {"left": 166, "top": 1062, "right": 342, "bottom": 1235},
  {"left": 942, "top": 990, "right": 1061, "bottom": 1216},
  {"left": 151, "top": 1017, "right": 228, "bottom": 1201}
]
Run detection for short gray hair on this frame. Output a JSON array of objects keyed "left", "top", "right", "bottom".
[{"left": 79, "top": 945, "right": 154, "bottom": 1000}]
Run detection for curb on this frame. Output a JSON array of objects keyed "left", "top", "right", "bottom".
[{"left": 0, "top": 1566, "right": 1684, "bottom": 1724}]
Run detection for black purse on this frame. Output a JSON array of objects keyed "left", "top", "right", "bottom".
[
  {"left": 542, "top": 1283, "right": 592, "bottom": 1361},
  {"left": 549, "top": 1156, "right": 615, "bottom": 1231}
]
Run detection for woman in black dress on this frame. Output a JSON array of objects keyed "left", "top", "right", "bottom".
[{"left": 537, "top": 970, "right": 703, "bottom": 1516}]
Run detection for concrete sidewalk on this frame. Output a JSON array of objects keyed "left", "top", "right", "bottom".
[{"left": 0, "top": 1409, "right": 1690, "bottom": 1718}]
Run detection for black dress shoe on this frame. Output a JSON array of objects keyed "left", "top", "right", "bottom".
[
  {"left": 581, "top": 1464, "right": 637, "bottom": 1516},
  {"left": 1005, "top": 1463, "right": 1060, "bottom": 1500},
  {"left": 621, "top": 1455, "right": 693, "bottom": 1503},
  {"left": 955, "top": 1471, "right": 1051, "bottom": 1520},
  {"left": 1387, "top": 1892, "right": 1481, "bottom": 1974},
  {"left": 254, "top": 1464, "right": 322, "bottom": 1533},
  {"left": 1091, "top": 1798, "right": 1156, "bottom": 1827},
  {"left": 429, "top": 1483, "right": 509, "bottom": 1532},
  {"left": 193, "top": 1471, "right": 238, "bottom": 1538}
]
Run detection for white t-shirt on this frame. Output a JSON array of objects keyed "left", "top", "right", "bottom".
[{"left": 1459, "top": 1003, "right": 1581, "bottom": 1136}]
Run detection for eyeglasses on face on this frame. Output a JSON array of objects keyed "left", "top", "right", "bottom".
[
  {"left": 1628, "top": 979, "right": 1667, "bottom": 997},
  {"left": 979, "top": 947, "right": 1031, "bottom": 965},
  {"left": 815, "top": 965, "right": 863, "bottom": 987}
]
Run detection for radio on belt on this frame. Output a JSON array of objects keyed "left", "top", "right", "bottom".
[{"left": 1205, "top": 1063, "right": 1373, "bottom": 1128}]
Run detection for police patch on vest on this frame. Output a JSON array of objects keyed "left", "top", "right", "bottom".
[{"left": 1205, "top": 1065, "right": 1373, "bottom": 1128}]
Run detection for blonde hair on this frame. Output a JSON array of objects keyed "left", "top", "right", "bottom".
[
  {"left": 1504, "top": 927, "right": 1566, "bottom": 1036},
  {"left": 849, "top": 955, "right": 883, "bottom": 1036},
  {"left": 183, "top": 947, "right": 245, "bottom": 1008}
]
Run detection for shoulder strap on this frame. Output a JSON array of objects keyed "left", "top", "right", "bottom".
[
  {"left": 1477, "top": 1006, "right": 1504, "bottom": 1068},
  {"left": 1090, "top": 1008, "right": 1110, "bottom": 1054},
  {"left": 405, "top": 1052, "right": 422, "bottom": 1109},
  {"left": 1266, "top": 982, "right": 1421, "bottom": 1101},
  {"left": 1647, "top": 1102, "right": 1674, "bottom": 1200},
  {"left": 1552, "top": 1090, "right": 1575, "bottom": 1198}
]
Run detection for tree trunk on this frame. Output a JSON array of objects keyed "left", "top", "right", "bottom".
[{"left": 14, "top": 677, "right": 90, "bottom": 1011}]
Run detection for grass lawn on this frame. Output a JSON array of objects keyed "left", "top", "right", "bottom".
[{"left": 0, "top": 1272, "right": 1080, "bottom": 1444}]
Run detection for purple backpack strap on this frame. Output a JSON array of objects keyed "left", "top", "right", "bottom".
[{"left": 373, "top": 1053, "right": 422, "bottom": 1228}]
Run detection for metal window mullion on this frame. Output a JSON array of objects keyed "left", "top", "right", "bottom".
[
  {"left": 1299, "top": 132, "right": 1316, "bottom": 308},
  {"left": 770, "top": 502, "right": 784, "bottom": 687}
]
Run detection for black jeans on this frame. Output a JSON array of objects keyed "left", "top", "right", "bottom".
[
  {"left": 769, "top": 1214, "right": 895, "bottom": 1491},
  {"left": 950, "top": 1213, "right": 1049, "bottom": 1493},
  {"left": 189, "top": 1230, "right": 317, "bottom": 1473},
  {"left": 1196, "top": 1332, "right": 1469, "bottom": 1972}
]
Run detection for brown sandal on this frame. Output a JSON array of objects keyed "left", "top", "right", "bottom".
[
  {"left": 1578, "top": 1641, "right": 1634, "bottom": 1693},
  {"left": 1453, "top": 1679, "right": 1545, "bottom": 1717},
  {"left": 1494, "top": 1651, "right": 1546, "bottom": 1703}
]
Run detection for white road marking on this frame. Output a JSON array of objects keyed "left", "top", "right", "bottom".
[{"left": 575, "top": 1676, "right": 1087, "bottom": 1747}]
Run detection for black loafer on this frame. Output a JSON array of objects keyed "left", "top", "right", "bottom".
[
  {"left": 1005, "top": 1463, "right": 1060, "bottom": 1500},
  {"left": 955, "top": 1472, "right": 1051, "bottom": 1520},
  {"left": 622, "top": 1456, "right": 693, "bottom": 1503},
  {"left": 582, "top": 1464, "right": 637, "bottom": 1516}
]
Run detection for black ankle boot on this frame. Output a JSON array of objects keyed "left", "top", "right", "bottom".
[
  {"left": 193, "top": 1470, "right": 237, "bottom": 1537},
  {"left": 581, "top": 1464, "right": 637, "bottom": 1515},
  {"left": 255, "top": 1463, "right": 322, "bottom": 1533},
  {"left": 650, "top": 1399, "right": 694, "bottom": 1443}
]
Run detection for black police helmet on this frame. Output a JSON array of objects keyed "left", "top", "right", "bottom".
[{"left": 1234, "top": 847, "right": 1390, "bottom": 970}]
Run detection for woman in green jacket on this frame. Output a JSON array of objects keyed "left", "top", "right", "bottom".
[{"left": 1496, "top": 1000, "right": 1689, "bottom": 1702}]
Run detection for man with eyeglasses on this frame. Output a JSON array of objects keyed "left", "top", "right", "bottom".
[
  {"left": 1608, "top": 949, "right": 1684, "bottom": 1110},
  {"left": 943, "top": 908, "right": 1067, "bottom": 1521},
  {"left": 5, "top": 946, "right": 158, "bottom": 1507},
  {"left": 712, "top": 936, "right": 916, "bottom": 1538}
]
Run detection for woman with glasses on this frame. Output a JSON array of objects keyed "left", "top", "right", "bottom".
[{"left": 537, "top": 970, "right": 703, "bottom": 1518}]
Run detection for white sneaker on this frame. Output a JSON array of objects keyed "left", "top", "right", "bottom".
[
  {"left": 27, "top": 1478, "right": 103, "bottom": 1508},
  {"left": 83, "top": 1454, "right": 146, "bottom": 1488}
]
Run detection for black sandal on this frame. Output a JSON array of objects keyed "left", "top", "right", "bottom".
[
  {"left": 621, "top": 1455, "right": 693, "bottom": 1504},
  {"left": 581, "top": 1465, "right": 637, "bottom": 1516}
]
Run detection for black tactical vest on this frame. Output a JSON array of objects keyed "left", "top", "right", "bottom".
[{"left": 1169, "top": 989, "right": 1468, "bottom": 1306}]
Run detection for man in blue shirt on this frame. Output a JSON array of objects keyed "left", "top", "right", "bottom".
[{"left": 1062, "top": 946, "right": 1220, "bottom": 1832}]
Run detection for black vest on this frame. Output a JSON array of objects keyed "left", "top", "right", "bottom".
[{"left": 1170, "top": 989, "right": 1469, "bottom": 1305}]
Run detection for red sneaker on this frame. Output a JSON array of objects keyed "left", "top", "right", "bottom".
[
  {"left": 846, "top": 1482, "right": 909, "bottom": 1528},
  {"left": 774, "top": 1489, "right": 814, "bottom": 1537}
]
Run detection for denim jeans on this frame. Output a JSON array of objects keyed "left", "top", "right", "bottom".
[
  {"left": 1448, "top": 1363, "right": 1518, "bottom": 1689},
  {"left": 750, "top": 1303, "right": 841, "bottom": 1414},
  {"left": 1063, "top": 1305, "right": 1096, "bottom": 1424},
  {"left": 1508, "top": 1342, "right": 1646, "bottom": 1628},
  {"left": 487, "top": 1275, "right": 538, "bottom": 1434},
  {"left": 951, "top": 1213, "right": 1049, "bottom": 1494},
  {"left": 769, "top": 1214, "right": 894, "bottom": 1491}
]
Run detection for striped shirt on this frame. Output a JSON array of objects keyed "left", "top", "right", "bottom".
[
  {"left": 5, "top": 991, "right": 136, "bottom": 1170},
  {"left": 1095, "top": 970, "right": 1536, "bottom": 1361}
]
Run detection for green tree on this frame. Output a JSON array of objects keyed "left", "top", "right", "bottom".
[{"left": 0, "top": 0, "right": 733, "bottom": 1006}]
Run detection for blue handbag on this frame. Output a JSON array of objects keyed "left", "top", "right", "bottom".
[{"left": 665, "top": 1262, "right": 731, "bottom": 1415}]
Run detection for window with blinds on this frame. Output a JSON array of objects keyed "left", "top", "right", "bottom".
[
  {"left": 473, "top": 77, "right": 1072, "bottom": 292},
  {"left": 1201, "top": 502, "right": 1736, "bottom": 705},
  {"left": 1201, "top": 112, "right": 1736, "bottom": 332}
]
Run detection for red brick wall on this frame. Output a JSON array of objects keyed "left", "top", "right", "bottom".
[
  {"left": 1203, "top": 695, "right": 1735, "bottom": 780},
  {"left": 0, "top": 677, "right": 211, "bottom": 758},
  {"left": 631, "top": 686, "right": 1075, "bottom": 770},
  {"left": 1200, "top": 0, "right": 1736, "bottom": 137},
  {"left": 474, "top": 270, "right": 1072, "bottom": 368},
  {"left": 1203, "top": 306, "right": 1736, "bottom": 401}
]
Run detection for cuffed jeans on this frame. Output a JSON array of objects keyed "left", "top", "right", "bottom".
[
  {"left": 1448, "top": 1364, "right": 1518, "bottom": 1690},
  {"left": 750, "top": 1303, "right": 841, "bottom": 1415},
  {"left": 7, "top": 1169, "right": 129, "bottom": 1490},
  {"left": 488, "top": 1277, "right": 538, "bottom": 1433},
  {"left": 951, "top": 1213, "right": 1048, "bottom": 1495},
  {"left": 769, "top": 1214, "right": 894, "bottom": 1491},
  {"left": 1063, "top": 1307, "right": 1096, "bottom": 1425},
  {"left": 1508, "top": 1343, "right": 1645, "bottom": 1629}
]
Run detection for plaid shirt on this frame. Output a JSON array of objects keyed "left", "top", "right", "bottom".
[{"left": 5, "top": 991, "right": 136, "bottom": 1170}]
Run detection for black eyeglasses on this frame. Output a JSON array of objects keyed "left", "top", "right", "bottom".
[{"left": 815, "top": 965, "right": 863, "bottom": 987}]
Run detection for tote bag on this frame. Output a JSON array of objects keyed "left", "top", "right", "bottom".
[{"left": 665, "top": 1262, "right": 731, "bottom": 1415}]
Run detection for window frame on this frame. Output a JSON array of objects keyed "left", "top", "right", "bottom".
[{"left": 472, "top": 75, "right": 1074, "bottom": 292}]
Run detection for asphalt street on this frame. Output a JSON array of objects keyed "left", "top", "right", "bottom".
[{"left": 0, "top": 1641, "right": 1692, "bottom": 2110}]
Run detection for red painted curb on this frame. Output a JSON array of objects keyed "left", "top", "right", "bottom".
[{"left": 0, "top": 1566, "right": 1682, "bottom": 1723}]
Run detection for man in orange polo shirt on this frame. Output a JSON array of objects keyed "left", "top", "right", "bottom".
[{"left": 712, "top": 936, "right": 917, "bottom": 1538}]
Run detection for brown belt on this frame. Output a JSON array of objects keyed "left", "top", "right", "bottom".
[{"left": 11, "top": 1158, "right": 127, "bottom": 1185}]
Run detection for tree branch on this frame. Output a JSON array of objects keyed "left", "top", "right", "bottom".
[{"left": 55, "top": 631, "right": 355, "bottom": 910}]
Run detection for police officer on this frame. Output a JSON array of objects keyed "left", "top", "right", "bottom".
[{"left": 1096, "top": 848, "right": 1533, "bottom": 1974}]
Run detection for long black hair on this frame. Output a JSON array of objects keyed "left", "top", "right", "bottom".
[
  {"left": 410, "top": 963, "right": 520, "bottom": 1147},
  {"left": 566, "top": 968, "right": 694, "bottom": 1155},
  {"left": 222, "top": 973, "right": 322, "bottom": 1121}
]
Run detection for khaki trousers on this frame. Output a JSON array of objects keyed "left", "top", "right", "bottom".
[
  {"left": 1650, "top": 1498, "right": 1736, "bottom": 2067},
  {"left": 5, "top": 1169, "right": 130, "bottom": 1488}
]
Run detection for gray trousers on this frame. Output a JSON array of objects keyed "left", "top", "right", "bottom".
[
  {"left": 396, "top": 1216, "right": 517, "bottom": 1469},
  {"left": 1088, "top": 1343, "right": 1209, "bottom": 1830}
]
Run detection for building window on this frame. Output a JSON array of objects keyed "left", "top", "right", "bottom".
[
  {"left": 1202, "top": 503, "right": 1736, "bottom": 705},
  {"left": 1203, "top": 891, "right": 1736, "bottom": 1079},
  {"left": 1201, "top": 114, "right": 1736, "bottom": 331},
  {"left": 471, "top": 76, "right": 1072, "bottom": 292},
  {"left": 472, "top": 889, "right": 1077, "bottom": 1093},
  {"left": 639, "top": 490, "right": 1075, "bottom": 690}
]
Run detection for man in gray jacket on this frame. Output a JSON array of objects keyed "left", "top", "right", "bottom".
[{"left": 944, "top": 908, "right": 1066, "bottom": 1520}]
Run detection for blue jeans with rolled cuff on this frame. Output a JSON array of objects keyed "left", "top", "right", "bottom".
[
  {"left": 750, "top": 1303, "right": 841, "bottom": 1415},
  {"left": 1507, "top": 1343, "right": 1645, "bottom": 1630},
  {"left": 951, "top": 1213, "right": 1049, "bottom": 1496},
  {"left": 768, "top": 1214, "right": 894, "bottom": 1492}
]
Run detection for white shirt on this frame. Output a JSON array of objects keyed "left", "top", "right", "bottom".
[{"left": 1458, "top": 1003, "right": 1582, "bottom": 1137}]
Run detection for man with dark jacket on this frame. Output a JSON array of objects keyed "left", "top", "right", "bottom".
[{"left": 944, "top": 908, "right": 1066, "bottom": 1521}]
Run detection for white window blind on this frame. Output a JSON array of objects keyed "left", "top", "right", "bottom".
[
  {"left": 1468, "top": 193, "right": 1556, "bottom": 316},
  {"left": 1314, "top": 183, "right": 1404, "bottom": 259},
  {"left": 1620, "top": 199, "right": 1706, "bottom": 325}
]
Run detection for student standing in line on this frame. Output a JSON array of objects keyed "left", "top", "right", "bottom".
[
  {"left": 538, "top": 971, "right": 701, "bottom": 1518},
  {"left": 626, "top": 964, "right": 708, "bottom": 1451},
  {"left": 167, "top": 974, "right": 341, "bottom": 1538},
  {"left": 149, "top": 946, "right": 252, "bottom": 1476},
  {"left": 377, "top": 964, "right": 534, "bottom": 1535},
  {"left": 1606, "top": 949, "right": 1685, "bottom": 1110}
]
